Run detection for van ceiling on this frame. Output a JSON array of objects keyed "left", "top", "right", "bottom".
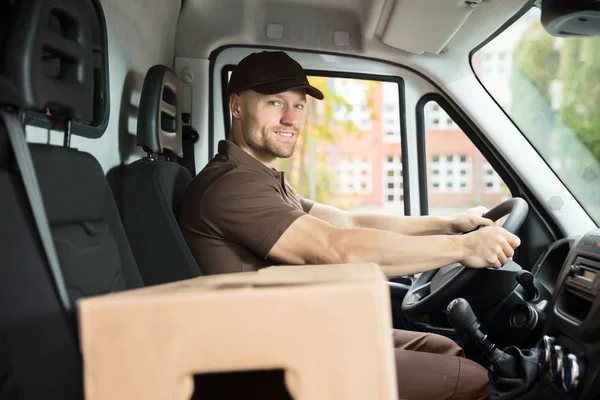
[{"left": 175, "top": 0, "right": 530, "bottom": 82}]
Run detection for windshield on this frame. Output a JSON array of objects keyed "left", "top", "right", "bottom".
[{"left": 472, "top": 7, "right": 600, "bottom": 225}]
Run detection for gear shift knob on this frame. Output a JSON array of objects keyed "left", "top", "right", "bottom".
[
  {"left": 446, "top": 298, "right": 479, "bottom": 334},
  {"left": 446, "top": 299, "right": 534, "bottom": 383},
  {"left": 446, "top": 298, "right": 503, "bottom": 364}
]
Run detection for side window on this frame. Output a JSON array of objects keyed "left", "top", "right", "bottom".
[
  {"left": 274, "top": 77, "right": 406, "bottom": 212},
  {"left": 422, "top": 101, "right": 511, "bottom": 215}
]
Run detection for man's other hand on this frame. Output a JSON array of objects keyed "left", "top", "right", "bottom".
[
  {"left": 449, "top": 206, "right": 495, "bottom": 234},
  {"left": 458, "top": 226, "right": 521, "bottom": 269}
]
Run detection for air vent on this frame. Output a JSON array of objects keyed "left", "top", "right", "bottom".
[
  {"left": 559, "top": 256, "right": 599, "bottom": 323},
  {"left": 575, "top": 256, "right": 600, "bottom": 273}
]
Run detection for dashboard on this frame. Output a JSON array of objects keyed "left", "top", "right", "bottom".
[{"left": 536, "top": 229, "right": 600, "bottom": 399}]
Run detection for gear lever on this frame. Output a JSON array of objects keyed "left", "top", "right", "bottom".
[
  {"left": 446, "top": 298, "right": 540, "bottom": 398},
  {"left": 446, "top": 298, "right": 519, "bottom": 378}
]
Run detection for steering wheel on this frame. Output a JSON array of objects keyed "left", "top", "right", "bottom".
[{"left": 399, "top": 198, "right": 529, "bottom": 318}]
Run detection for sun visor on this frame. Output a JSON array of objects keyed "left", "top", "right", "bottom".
[{"left": 381, "top": 0, "right": 483, "bottom": 55}]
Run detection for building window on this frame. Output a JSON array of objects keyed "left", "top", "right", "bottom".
[
  {"left": 383, "top": 155, "right": 403, "bottom": 203},
  {"left": 429, "top": 154, "right": 471, "bottom": 193},
  {"left": 339, "top": 157, "right": 372, "bottom": 194},
  {"left": 483, "top": 162, "right": 503, "bottom": 192},
  {"left": 385, "top": 130, "right": 400, "bottom": 141}
]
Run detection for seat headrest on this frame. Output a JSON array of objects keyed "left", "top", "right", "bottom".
[
  {"left": 0, "top": 0, "right": 110, "bottom": 138},
  {"left": 137, "top": 65, "right": 183, "bottom": 158}
]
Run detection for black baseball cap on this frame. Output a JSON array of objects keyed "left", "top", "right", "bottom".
[{"left": 228, "top": 51, "right": 324, "bottom": 100}]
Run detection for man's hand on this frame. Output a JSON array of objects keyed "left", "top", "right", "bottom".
[
  {"left": 449, "top": 206, "right": 495, "bottom": 234},
  {"left": 457, "top": 226, "right": 521, "bottom": 269}
]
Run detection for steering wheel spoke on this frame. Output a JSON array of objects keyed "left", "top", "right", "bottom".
[{"left": 404, "top": 281, "right": 431, "bottom": 305}]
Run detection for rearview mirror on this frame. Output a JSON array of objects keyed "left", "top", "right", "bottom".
[{"left": 541, "top": 0, "right": 600, "bottom": 37}]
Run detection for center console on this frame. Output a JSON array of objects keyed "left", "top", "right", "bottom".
[{"left": 537, "top": 229, "right": 600, "bottom": 399}]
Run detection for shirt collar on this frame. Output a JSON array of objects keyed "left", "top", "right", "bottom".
[{"left": 218, "top": 140, "right": 282, "bottom": 178}]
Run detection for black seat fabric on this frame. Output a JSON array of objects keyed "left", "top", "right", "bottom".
[
  {"left": 0, "top": 0, "right": 143, "bottom": 398},
  {"left": 0, "top": 133, "right": 144, "bottom": 400},
  {"left": 123, "top": 159, "right": 197, "bottom": 285},
  {"left": 31, "top": 144, "right": 144, "bottom": 301},
  {"left": 0, "top": 130, "right": 83, "bottom": 400},
  {"left": 122, "top": 65, "right": 200, "bottom": 286}
]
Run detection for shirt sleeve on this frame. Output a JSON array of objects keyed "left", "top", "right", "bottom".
[
  {"left": 200, "top": 170, "right": 306, "bottom": 259},
  {"left": 285, "top": 181, "right": 314, "bottom": 213}
]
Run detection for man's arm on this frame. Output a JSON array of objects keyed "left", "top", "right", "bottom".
[
  {"left": 267, "top": 214, "right": 520, "bottom": 276},
  {"left": 307, "top": 202, "right": 493, "bottom": 235}
]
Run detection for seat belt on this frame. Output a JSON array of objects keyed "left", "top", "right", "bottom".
[{"left": 0, "top": 108, "right": 71, "bottom": 312}]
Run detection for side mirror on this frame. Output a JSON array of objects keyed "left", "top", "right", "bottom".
[{"left": 541, "top": 0, "right": 600, "bottom": 37}]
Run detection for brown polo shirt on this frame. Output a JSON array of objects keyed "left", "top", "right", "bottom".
[{"left": 180, "top": 140, "right": 314, "bottom": 275}]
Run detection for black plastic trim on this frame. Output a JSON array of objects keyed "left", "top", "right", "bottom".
[{"left": 220, "top": 65, "right": 232, "bottom": 147}]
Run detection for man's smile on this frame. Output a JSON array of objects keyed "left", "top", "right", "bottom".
[{"left": 273, "top": 130, "right": 295, "bottom": 138}]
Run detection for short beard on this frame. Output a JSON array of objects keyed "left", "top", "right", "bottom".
[{"left": 242, "top": 124, "right": 296, "bottom": 159}]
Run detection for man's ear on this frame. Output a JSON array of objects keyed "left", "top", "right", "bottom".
[{"left": 230, "top": 94, "right": 243, "bottom": 119}]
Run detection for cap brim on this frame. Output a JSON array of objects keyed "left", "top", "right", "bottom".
[{"left": 249, "top": 79, "right": 325, "bottom": 100}]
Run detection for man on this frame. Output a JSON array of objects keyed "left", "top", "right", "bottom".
[{"left": 180, "top": 51, "right": 521, "bottom": 399}]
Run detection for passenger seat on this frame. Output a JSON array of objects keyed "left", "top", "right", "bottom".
[
  {"left": 122, "top": 65, "right": 201, "bottom": 286},
  {"left": 0, "top": 0, "right": 141, "bottom": 398}
]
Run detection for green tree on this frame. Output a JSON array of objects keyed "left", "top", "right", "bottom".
[
  {"left": 277, "top": 77, "right": 377, "bottom": 208},
  {"left": 510, "top": 19, "right": 600, "bottom": 222},
  {"left": 511, "top": 20, "right": 600, "bottom": 162},
  {"left": 509, "top": 21, "right": 559, "bottom": 150},
  {"left": 557, "top": 38, "right": 600, "bottom": 160}
]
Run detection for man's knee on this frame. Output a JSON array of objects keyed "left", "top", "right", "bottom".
[
  {"left": 392, "top": 330, "right": 465, "bottom": 357},
  {"left": 424, "top": 333, "right": 465, "bottom": 357},
  {"left": 432, "top": 334, "right": 465, "bottom": 357},
  {"left": 452, "top": 357, "right": 489, "bottom": 400}
]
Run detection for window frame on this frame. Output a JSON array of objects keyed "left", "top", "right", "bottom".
[
  {"left": 416, "top": 93, "right": 519, "bottom": 216},
  {"left": 220, "top": 65, "right": 412, "bottom": 215}
]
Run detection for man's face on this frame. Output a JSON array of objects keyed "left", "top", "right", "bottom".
[{"left": 233, "top": 89, "right": 307, "bottom": 160}]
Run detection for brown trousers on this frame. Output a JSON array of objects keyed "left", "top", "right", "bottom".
[
  {"left": 393, "top": 329, "right": 488, "bottom": 400},
  {"left": 192, "top": 330, "right": 488, "bottom": 399}
]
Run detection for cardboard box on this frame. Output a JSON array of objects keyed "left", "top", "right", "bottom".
[{"left": 78, "top": 263, "right": 397, "bottom": 399}]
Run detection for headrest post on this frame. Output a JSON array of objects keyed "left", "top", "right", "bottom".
[
  {"left": 63, "top": 120, "right": 72, "bottom": 148},
  {"left": 18, "top": 109, "right": 26, "bottom": 127},
  {"left": 142, "top": 146, "right": 156, "bottom": 161}
]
